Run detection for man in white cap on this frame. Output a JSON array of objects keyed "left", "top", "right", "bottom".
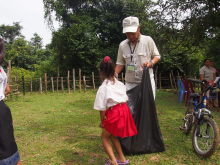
[{"left": 115, "top": 16, "right": 161, "bottom": 98}]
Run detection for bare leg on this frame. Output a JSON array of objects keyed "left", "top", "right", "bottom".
[
  {"left": 111, "top": 136, "right": 126, "bottom": 162},
  {"left": 17, "top": 160, "right": 22, "bottom": 165},
  {"left": 101, "top": 129, "right": 118, "bottom": 165}
]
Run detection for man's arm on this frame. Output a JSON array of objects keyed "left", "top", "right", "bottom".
[
  {"left": 199, "top": 68, "right": 204, "bottom": 80},
  {"left": 115, "top": 64, "right": 124, "bottom": 75},
  {"left": 200, "top": 74, "right": 204, "bottom": 81},
  {"left": 143, "top": 56, "right": 160, "bottom": 68},
  {"left": 115, "top": 44, "right": 125, "bottom": 75},
  {"left": 143, "top": 37, "right": 160, "bottom": 68}
]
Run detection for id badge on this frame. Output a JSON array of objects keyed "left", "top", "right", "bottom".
[{"left": 127, "top": 64, "right": 135, "bottom": 71}]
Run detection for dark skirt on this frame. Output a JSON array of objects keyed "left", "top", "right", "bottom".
[{"left": 0, "top": 100, "right": 18, "bottom": 161}]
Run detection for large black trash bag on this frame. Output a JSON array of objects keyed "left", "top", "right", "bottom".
[{"left": 120, "top": 67, "right": 165, "bottom": 155}]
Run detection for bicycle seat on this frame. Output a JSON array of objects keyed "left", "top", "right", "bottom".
[{"left": 190, "top": 93, "right": 200, "bottom": 98}]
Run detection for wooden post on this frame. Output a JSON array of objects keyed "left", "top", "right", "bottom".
[
  {"left": 159, "top": 73, "right": 162, "bottom": 89},
  {"left": 155, "top": 66, "right": 158, "bottom": 89},
  {"left": 22, "top": 75, "right": 25, "bottom": 95},
  {"left": 39, "top": 77, "right": 43, "bottom": 94},
  {"left": 67, "top": 70, "right": 70, "bottom": 93},
  {"left": 73, "top": 69, "right": 76, "bottom": 91},
  {"left": 83, "top": 76, "right": 86, "bottom": 91},
  {"left": 169, "top": 73, "right": 174, "bottom": 89},
  {"left": 61, "top": 77, "right": 64, "bottom": 92},
  {"left": 7, "top": 60, "right": 12, "bottom": 83},
  {"left": 56, "top": 77, "right": 59, "bottom": 92},
  {"left": 171, "top": 70, "right": 177, "bottom": 89},
  {"left": 121, "top": 72, "right": 124, "bottom": 83},
  {"left": 30, "top": 78, "right": 33, "bottom": 92},
  {"left": 92, "top": 72, "right": 95, "bottom": 89},
  {"left": 44, "top": 73, "right": 47, "bottom": 93},
  {"left": 79, "top": 69, "right": 82, "bottom": 91},
  {"left": 51, "top": 77, "right": 54, "bottom": 93}
]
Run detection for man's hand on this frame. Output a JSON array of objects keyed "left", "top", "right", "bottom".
[{"left": 143, "top": 61, "right": 154, "bottom": 68}]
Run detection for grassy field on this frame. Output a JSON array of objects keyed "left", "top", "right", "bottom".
[{"left": 6, "top": 90, "right": 220, "bottom": 165}]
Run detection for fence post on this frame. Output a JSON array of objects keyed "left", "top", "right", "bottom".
[
  {"left": 7, "top": 60, "right": 11, "bottom": 83},
  {"left": 83, "top": 76, "right": 86, "bottom": 91},
  {"left": 30, "top": 78, "right": 33, "bottom": 93},
  {"left": 121, "top": 72, "right": 124, "bottom": 83},
  {"left": 56, "top": 77, "right": 59, "bottom": 92},
  {"left": 171, "top": 70, "right": 177, "bottom": 89},
  {"left": 92, "top": 72, "right": 95, "bottom": 89},
  {"left": 61, "top": 77, "right": 64, "bottom": 92},
  {"left": 169, "top": 73, "right": 174, "bottom": 89},
  {"left": 73, "top": 69, "right": 76, "bottom": 92},
  {"left": 51, "top": 77, "right": 54, "bottom": 93},
  {"left": 45, "top": 73, "right": 47, "bottom": 93},
  {"left": 22, "top": 74, "right": 25, "bottom": 95},
  {"left": 159, "top": 73, "right": 162, "bottom": 89},
  {"left": 155, "top": 66, "right": 158, "bottom": 89},
  {"left": 39, "top": 77, "right": 43, "bottom": 94},
  {"left": 79, "top": 69, "right": 82, "bottom": 91},
  {"left": 67, "top": 70, "right": 70, "bottom": 93}
]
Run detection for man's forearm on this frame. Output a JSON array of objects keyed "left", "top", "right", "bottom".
[
  {"left": 151, "top": 57, "right": 160, "bottom": 65},
  {"left": 115, "top": 64, "right": 124, "bottom": 74},
  {"left": 200, "top": 74, "right": 204, "bottom": 80}
]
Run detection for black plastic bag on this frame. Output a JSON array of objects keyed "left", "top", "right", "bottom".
[{"left": 120, "top": 67, "right": 165, "bottom": 155}]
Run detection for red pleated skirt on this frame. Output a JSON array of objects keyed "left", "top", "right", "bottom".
[{"left": 102, "top": 103, "right": 138, "bottom": 138}]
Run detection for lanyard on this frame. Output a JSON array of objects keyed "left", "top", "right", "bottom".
[{"left": 128, "top": 42, "right": 137, "bottom": 62}]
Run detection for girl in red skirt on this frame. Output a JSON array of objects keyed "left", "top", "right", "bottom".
[{"left": 94, "top": 56, "right": 137, "bottom": 165}]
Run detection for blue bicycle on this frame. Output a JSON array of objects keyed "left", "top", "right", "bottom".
[{"left": 180, "top": 79, "right": 220, "bottom": 158}]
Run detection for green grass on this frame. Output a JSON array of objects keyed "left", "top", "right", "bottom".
[{"left": 6, "top": 90, "right": 220, "bottom": 165}]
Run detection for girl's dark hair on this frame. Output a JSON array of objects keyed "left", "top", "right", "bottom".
[
  {"left": 0, "top": 38, "right": 5, "bottom": 66},
  {"left": 99, "top": 57, "right": 115, "bottom": 80}
]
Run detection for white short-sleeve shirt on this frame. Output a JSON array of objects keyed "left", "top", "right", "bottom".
[
  {"left": 199, "top": 66, "right": 215, "bottom": 81},
  {"left": 94, "top": 79, "right": 128, "bottom": 111},
  {"left": 116, "top": 34, "right": 160, "bottom": 86},
  {"left": 0, "top": 66, "right": 7, "bottom": 101}
]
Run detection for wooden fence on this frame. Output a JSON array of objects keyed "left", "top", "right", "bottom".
[{"left": 8, "top": 68, "right": 184, "bottom": 96}]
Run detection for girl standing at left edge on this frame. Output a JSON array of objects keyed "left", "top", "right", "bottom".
[
  {"left": 94, "top": 56, "right": 137, "bottom": 165},
  {"left": 0, "top": 38, "right": 22, "bottom": 165}
]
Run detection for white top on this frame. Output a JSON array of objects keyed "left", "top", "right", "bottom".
[
  {"left": 199, "top": 66, "right": 215, "bottom": 81},
  {"left": 94, "top": 78, "right": 128, "bottom": 111},
  {"left": 0, "top": 66, "right": 7, "bottom": 101}
]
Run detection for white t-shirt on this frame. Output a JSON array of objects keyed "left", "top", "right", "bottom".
[
  {"left": 0, "top": 66, "right": 7, "bottom": 101},
  {"left": 199, "top": 66, "right": 215, "bottom": 81},
  {"left": 94, "top": 78, "right": 128, "bottom": 111}
]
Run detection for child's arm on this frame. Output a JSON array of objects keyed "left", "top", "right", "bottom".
[{"left": 100, "top": 111, "right": 106, "bottom": 128}]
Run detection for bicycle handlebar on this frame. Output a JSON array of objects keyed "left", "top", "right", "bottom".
[
  {"left": 187, "top": 78, "right": 216, "bottom": 93},
  {"left": 187, "top": 78, "right": 204, "bottom": 84}
]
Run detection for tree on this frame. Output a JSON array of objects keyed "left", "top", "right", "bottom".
[
  {"left": 0, "top": 22, "right": 22, "bottom": 43},
  {"left": 154, "top": 0, "right": 220, "bottom": 71},
  {"left": 6, "top": 37, "right": 38, "bottom": 70},
  {"left": 43, "top": 0, "right": 154, "bottom": 73},
  {"left": 30, "top": 33, "right": 43, "bottom": 49}
]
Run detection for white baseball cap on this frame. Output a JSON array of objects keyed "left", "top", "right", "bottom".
[{"left": 122, "top": 16, "right": 139, "bottom": 33}]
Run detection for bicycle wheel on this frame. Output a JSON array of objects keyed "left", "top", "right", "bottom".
[{"left": 192, "top": 116, "right": 220, "bottom": 158}]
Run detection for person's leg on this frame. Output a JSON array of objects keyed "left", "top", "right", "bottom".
[
  {"left": 17, "top": 160, "right": 22, "bottom": 165},
  {"left": 101, "top": 129, "right": 118, "bottom": 165},
  {"left": 111, "top": 136, "right": 127, "bottom": 163}
]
